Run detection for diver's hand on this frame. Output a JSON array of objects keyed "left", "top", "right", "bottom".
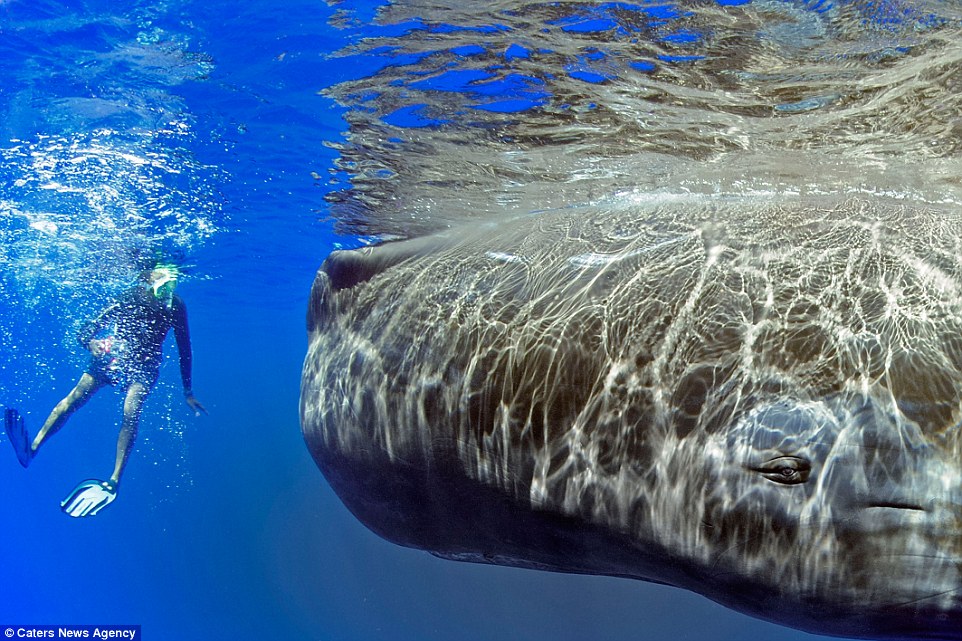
[{"left": 185, "top": 393, "right": 208, "bottom": 417}]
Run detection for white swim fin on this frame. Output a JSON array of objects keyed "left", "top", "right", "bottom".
[{"left": 61, "top": 479, "right": 117, "bottom": 517}]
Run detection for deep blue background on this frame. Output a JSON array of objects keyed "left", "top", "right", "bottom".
[{"left": 0, "top": 1, "right": 869, "bottom": 639}]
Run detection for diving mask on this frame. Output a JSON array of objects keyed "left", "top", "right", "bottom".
[{"left": 150, "top": 267, "right": 178, "bottom": 306}]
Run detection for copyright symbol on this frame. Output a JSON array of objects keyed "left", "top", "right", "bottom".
[{"left": 5, "top": 628, "right": 14, "bottom": 638}]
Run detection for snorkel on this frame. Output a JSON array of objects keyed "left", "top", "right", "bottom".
[{"left": 150, "top": 263, "right": 179, "bottom": 308}]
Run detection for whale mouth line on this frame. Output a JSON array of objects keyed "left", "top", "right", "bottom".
[{"left": 866, "top": 501, "right": 927, "bottom": 512}]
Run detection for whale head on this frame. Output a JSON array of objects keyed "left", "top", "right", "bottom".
[{"left": 301, "top": 198, "right": 962, "bottom": 640}]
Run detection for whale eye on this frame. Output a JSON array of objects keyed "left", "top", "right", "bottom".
[{"left": 751, "top": 456, "right": 811, "bottom": 485}]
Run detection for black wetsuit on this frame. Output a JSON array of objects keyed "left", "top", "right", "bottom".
[{"left": 78, "top": 286, "right": 192, "bottom": 391}]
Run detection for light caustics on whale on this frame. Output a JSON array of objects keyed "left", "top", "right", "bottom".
[
  {"left": 302, "top": 0, "right": 962, "bottom": 638},
  {"left": 301, "top": 197, "right": 962, "bottom": 640}
]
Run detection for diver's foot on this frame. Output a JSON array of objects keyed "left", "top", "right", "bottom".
[
  {"left": 4, "top": 408, "right": 33, "bottom": 468},
  {"left": 61, "top": 479, "right": 118, "bottom": 518}
]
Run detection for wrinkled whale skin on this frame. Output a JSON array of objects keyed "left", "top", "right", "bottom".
[{"left": 301, "top": 196, "right": 962, "bottom": 640}]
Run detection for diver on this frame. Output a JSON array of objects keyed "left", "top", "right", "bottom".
[{"left": 3, "top": 264, "right": 207, "bottom": 517}]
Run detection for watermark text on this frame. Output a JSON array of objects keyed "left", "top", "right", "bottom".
[{"left": 3, "top": 626, "right": 140, "bottom": 640}]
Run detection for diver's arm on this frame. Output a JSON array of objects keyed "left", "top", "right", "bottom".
[
  {"left": 173, "top": 298, "right": 207, "bottom": 416},
  {"left": 172, "top": 300, "right": 193, "bottom": 391},
  {"left": 76, "top": 294, "right": 127, "bottom": 352}
]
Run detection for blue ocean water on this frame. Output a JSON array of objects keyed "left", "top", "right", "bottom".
[{"left": 1, "top": 0, "right": 955, "bottom": 639}]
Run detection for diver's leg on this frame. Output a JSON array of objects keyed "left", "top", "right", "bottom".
[
  {"left": 110, "top": 381, "right": 148, "bottom": 486},
  {"left": 32, "top": 373, "right": 105, "bottom": 454}
]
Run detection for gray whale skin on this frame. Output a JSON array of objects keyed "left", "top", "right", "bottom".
[{"left": 300, "top": 196, "right": 962, "bottom": 640}]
